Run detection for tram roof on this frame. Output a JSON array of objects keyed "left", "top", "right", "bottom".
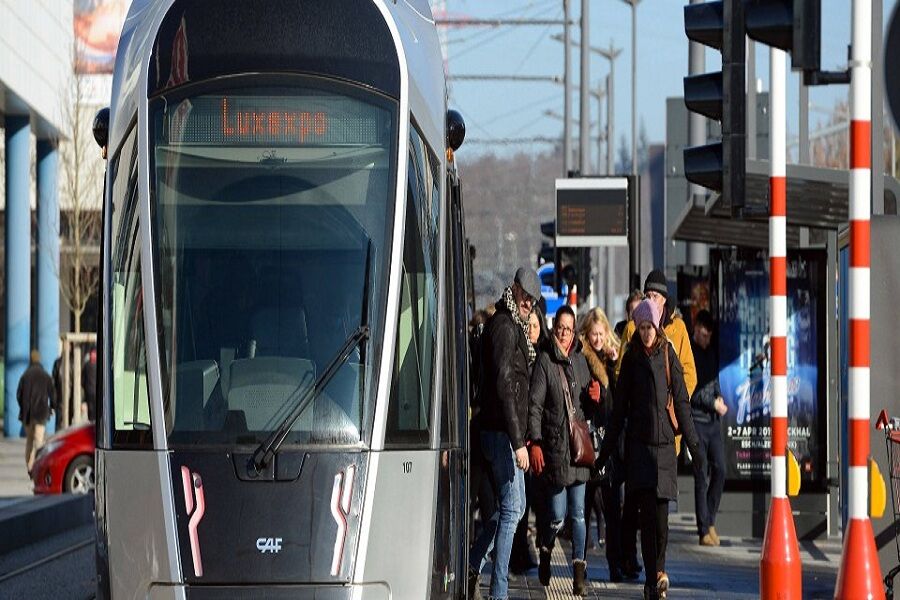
[{"left": 108, "top": 0, "right": 446, "bottom": 156}]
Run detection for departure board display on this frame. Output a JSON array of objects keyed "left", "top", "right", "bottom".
[{"left": 555, "top": 178, "right": 629, "bottom": 247}]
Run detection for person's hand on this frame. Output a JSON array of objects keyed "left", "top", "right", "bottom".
[
  {"left": 714, "top": 396, "right": 728, "bottom": 416},
  {"left": 529, "top": 444, "right": 544, "bottom": 475},
  {"left": 607, "top": 345, "right": 619, "bottom": 362},
  {"left": 589, "top": 380, "right": 602, "bottom": 402},
  {"left": 515, "top": 446, "right": 530, "bottom": 471},
  {"left": 693, "top": 449, "right": 708, "bottom": 476}
]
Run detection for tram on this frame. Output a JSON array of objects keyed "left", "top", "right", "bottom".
[{"left": 92, "top": 1, "right": 471, "bottom": 598}]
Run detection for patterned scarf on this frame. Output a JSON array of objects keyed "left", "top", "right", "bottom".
[{"left": 502, "top": 286, "right": 537, "bottom": 365}]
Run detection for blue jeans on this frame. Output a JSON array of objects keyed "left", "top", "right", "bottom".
[
  {"left": 542, "top": 481, "right": 587, "bottom": 561},
  {"left": 469, "top": 430, "right": 526, "bottom": 600}
]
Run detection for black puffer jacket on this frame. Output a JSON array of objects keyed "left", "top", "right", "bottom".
[
  {"left": 527, "top": 339, "right": 593, "bottom": 489},
  {"left": 479, "top": 302, "right": 532, "bottom": 450},
  {"left": 17, "top": 363, "right": 56, "bottom": 426},
  {"left": 581, "top": 341, "right": 624, "bottom": 481},
  {"left": 599, "top": 340, "right": 701, "bottom": 500}
]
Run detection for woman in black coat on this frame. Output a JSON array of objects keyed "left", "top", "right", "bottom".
[
  {"left": 527, "top": 305, "right": 593, "bottom": 596},
  {"left": 597, "top": 300, "right": 705, "bottom": 600}
]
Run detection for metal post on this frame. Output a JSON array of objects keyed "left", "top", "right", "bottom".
[
  {"left": 686, "top": 0, "right": 708, "bottom": 266},
  {"left": 748, "top": 40, "right": 757, "bottom": 160},
  {"left": 598, "top": 80, "right": 606, "bottom": 174},
  {"left": 579, "top": 0, "right": 590, "bottom": 174},
  {"left": 3, "top": 116, "right": 31, "bottom": 438},
  {"left": 873, "top": 0, "right": 884, "bottom": 215},
  {"left": 759, "top": 47, "right": 803, "bottom": 600},
  {"left": 564, "top": 0, "right": 572, "bottom": 175},
  {"left": 606, "top": 72, "right": 614, "bottom": 175},
  {"left": 834, "top": 0, "right": 884, "bottom": 595},
  {"left": 627, "top": 0, "right": 639, "bottom": 175},
  {"left": 37, "top": 140, "right": 60, "bottom": 436},
  {"left": 62, "top": 337, "right": 70, "bottom": 429},
  {"left": 800, "top": 82, "right": 810, "bottom": 164}
]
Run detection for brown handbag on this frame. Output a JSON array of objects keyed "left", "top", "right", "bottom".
[
  {"left": 664, "top": 342, "right": 682, "bottom": 436},
  {"left": 557, "top": 364, "right": 596, "bottom": 467}
]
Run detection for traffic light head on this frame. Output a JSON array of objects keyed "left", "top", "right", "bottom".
[
  {"left": 683, "top": 0, "right": 745, "bottom": 215},
  {"left": 745, "top": 0, "right": 821, "bottom": 74}
]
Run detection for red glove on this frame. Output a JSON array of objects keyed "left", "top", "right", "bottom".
[
  {"left": 530, "top": 444, "right": 545, "bottom": 476},
  {"left": 589, "top": 380, "right": 602, "bottom": 403}
]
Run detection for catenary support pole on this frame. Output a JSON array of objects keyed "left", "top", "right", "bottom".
[
  {"left": 686, "top": 0, "right": 708, "bottom": 267},
  {"left": 579, "top": 0, "right": 590, "bottom": 174},
  {"left": 563, "top": 0, "right": 572, "bottom": 175},
  {"left": 759, "top": 47, "right": 802, "bottom": 599},
  {"left": 834, "top": 0, "right": 884, "bottom": 594}
]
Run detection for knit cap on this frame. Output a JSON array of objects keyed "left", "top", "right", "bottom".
[
  {"left": 632, "top": 299, "right": 662, "bottom": 329},
  {"left": 643, "top": 269, "right": 669, "bottom": 298}
]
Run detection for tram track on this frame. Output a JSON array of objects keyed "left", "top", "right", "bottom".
[{"left": 0, "top": 536, "right": 93, "bottom": 585}]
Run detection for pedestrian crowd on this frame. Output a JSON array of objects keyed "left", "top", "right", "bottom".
[{"left": 468, "top": 267, "right": 727, "bottom": 600}]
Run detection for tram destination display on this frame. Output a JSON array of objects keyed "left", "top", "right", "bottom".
[
  {"left": 711, "top": 248, "right": 827, "bottom": 488},
  {"left": 158, "top": 93, "right": 392, "bottom": 147},
  {"left": 555, "top": 177, "right": 628, "bottom": 247}
]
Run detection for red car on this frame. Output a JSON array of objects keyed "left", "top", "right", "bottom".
[{"left": 31, "top": 422, "right": 96, "bottom": 495}]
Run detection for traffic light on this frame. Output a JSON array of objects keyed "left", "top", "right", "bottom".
[
  {"left": 744, "top": 0, "right": 820, "bottom": 75},
  {"left": 682, "top": 0, "right": 746, "bottom": 216}
]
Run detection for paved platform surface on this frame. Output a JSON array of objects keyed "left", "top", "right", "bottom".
[
  {"left": 0, "top": 435, "right": 33, "bottom": 497},
  {"left": 474, "top": 512, "right": 840, "bottom": 599}
]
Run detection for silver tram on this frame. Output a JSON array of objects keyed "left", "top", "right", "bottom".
[{"left": 93, "top": 1, "right": 471, "bottom": 597}]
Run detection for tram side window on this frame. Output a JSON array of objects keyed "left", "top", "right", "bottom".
[
  {"left": 385, "top": 129, "right": 440, "bottom": 447},
  {"left": 111, "top": 229, "right": 152, "bottom": 446}
]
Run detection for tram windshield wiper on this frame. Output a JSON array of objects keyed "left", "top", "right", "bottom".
[{"left": 251, "top": 240, "right": 374, "bottom": 471}]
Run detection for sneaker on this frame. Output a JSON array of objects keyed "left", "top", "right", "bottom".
[
  {"left": 538, "top": 546, "right": 552, "bottom": 586},
  {"left": 699, "top": 533, "right": 716, "bottom": 546},
  {"left": 657, "top": 571, "right": 670, "bottom": 597},
  {"left": 709, "top": 525, "right": 721, "bottom": 545}
]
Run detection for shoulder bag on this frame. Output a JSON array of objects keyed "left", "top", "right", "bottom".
[
  {"left": 664, "top": 342, "right": 682, "bottom": 436},
  {"left": 557, "top": 364, "right": 596, "bottom": 467}
]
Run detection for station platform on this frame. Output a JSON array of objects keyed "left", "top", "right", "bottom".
[
  {"left": 0, "top": 433, "right": 32, "bottom": 497},
  {"left": 474, "top": 512, "right": 841, "bottom": 599}
]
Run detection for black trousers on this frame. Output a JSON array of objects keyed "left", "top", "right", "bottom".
[
  {"left": 634, "top": 488, "right": 670, "bottom": 578},
  {"left": 693, "top": 419, "right": 727, "bottom": 536},
  {"left": 586, "top": 477, "right": 623, "bottom": 569},
  {"left": 621, "top": 489, "right": 640, "bottom": 567}
]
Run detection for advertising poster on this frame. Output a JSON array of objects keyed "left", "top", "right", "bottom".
[
  {"left": 75, "top": 0, "right": 129, "bottom": 74},
  {"left": 712, "top": 249, "right": 825, "bottom": 486}
]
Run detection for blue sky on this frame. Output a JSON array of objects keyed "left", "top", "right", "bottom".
[{"left": 441, "top": 0, "right": 899, "bottom": 157}]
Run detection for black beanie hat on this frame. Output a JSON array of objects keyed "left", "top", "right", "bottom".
[{"left": 643, "top": 269, "right": 669, "bottom": 298}]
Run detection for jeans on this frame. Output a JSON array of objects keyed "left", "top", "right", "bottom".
[
  {"left": 693, "top": 419, "right": 726, "bottom": 536},
  {"left": 469, "top": 431, "right": 526, "bottom": 600},
  {"left": 542, "top": 481, "right": 587, "bottom": 561}
]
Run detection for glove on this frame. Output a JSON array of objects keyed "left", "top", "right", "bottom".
[
  {"left": 530, "top": 444, "right": 545, "bottom": 476},
  {"left": 588, "top": 380, "right": 602, "bottom": 403},
  {"left": 692, "top": 447, "right": 708, "bottom": 476}
]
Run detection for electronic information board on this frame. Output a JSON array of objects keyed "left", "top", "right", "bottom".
[{"left": 555, "top": 177, "right": 628, "bottom": 247}]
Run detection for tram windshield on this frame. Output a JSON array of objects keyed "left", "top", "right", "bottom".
[{"left": 150, "top": 81, "right": 397, "bottom": 448}]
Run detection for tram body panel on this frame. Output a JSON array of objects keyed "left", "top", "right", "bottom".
[
  {"left": 354, "top": 451, "right": 438, "bottom": 596},
  {"left": 100, "top": 450, "right": 182, "bottom": 597}
]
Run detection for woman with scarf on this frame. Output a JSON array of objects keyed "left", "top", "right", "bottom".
[
  {"left": 527, "top": 304, "right": 593, "bottom": 596},
  {"left": 579, "top": 307, "right": 625, "bottom": 582},
  {"left": 596, "top": 299, "right": 705, "bottom": 600}
]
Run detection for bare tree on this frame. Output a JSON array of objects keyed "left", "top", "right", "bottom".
[{"left": 56, "top": 52, "right": 104, "bottom": 334}]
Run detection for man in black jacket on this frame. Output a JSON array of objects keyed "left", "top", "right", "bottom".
[
  {"left": 468, "top": 267, "right": 541, "bottom": 600},
  {"left": 17, "top": 350, "right": 57, "bottom": 474},
  {"left": 689, "top": 310, "right": 727, "bottom": 547}
]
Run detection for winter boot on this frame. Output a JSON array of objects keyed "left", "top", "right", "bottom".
[
  {"left": 538, "top": 546, "right": 552, "bottom": 586},
  {"left": 573, "top": 559, "right": 587, "bottom": 596},
  {"left": 709, "top": 525, "right": 721, "bottom": 545},
  {"left": 657, "top": 571, "right": 670, "bottom": 598}
]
